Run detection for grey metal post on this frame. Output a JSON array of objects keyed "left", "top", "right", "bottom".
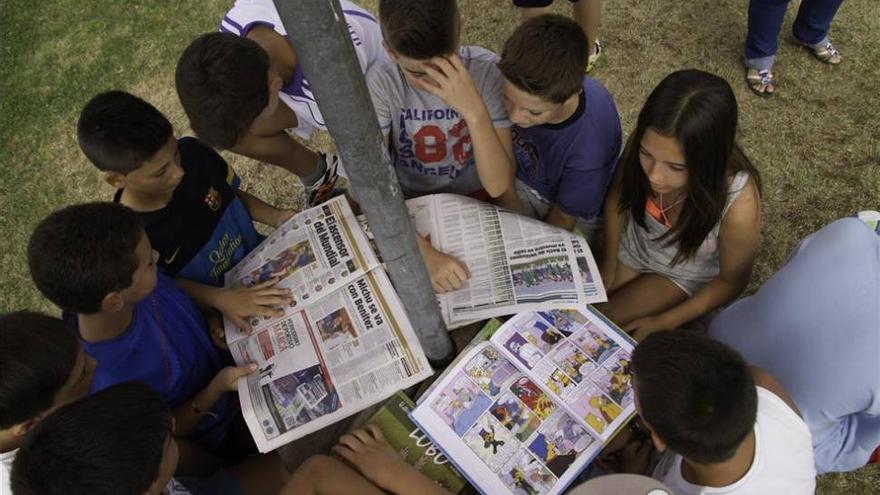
[{"left": 273, "top": 0, "right": 455, "bottom": 363}]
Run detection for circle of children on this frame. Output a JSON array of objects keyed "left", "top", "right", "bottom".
[{"left": 2, "top": 0, "right": 871, "bottom": 494}]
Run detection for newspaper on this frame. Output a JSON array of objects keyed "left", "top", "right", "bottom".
[
  {"left": 406, "top": 194, "right": 607, "bottom": 326},
  {"left": 410, "top": 308, "right": 636, "bottom": 495},
  {"left": 222, "top": 196, "right": 434, "bottom": 452}
]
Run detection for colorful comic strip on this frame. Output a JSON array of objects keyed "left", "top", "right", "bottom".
[
  {"left": 489, "top": 392, "right": 542, "bottom": 443},
  {"left": 566, "top": 384, "right": 622, "bottom": 437},
  {"left": 527, "top": 411, "right": 595, "bottom": 477},
  {"left": 538, "top": 309, "right": 587, "bottom": 337},
  {"left": 463, "top": 413, "right": 519, "bottom": 472},
  {"left": 464, "top": 346, "right": 520, "bottom": 398},
  {"left": 510, "top": 376, "right": 556, "bottom": 420},
  {"left": 590, "top": 352, "right": 633, "bottom": 408},
  {"left": 499, "top": 451, "right": 557, "bottom": 495},
  {"left": 430, "top": 372, "right": 493, "bottom": 436},
  {"left": 549, "top": 341, "right": 598, "bottom": 384},
  {"left": 542, "top": 365, "right": 578, "bottom": 399},
  {"left": 504, "top": 332, "right": 545, "bottom": 370},
  {"left": 571, "top": 322, "right": 619, "bottom": 365}
]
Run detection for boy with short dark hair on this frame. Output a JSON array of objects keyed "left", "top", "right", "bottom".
[
  {"left": 27, "top": 202, "right": 257, "bottom": 459},
  {"left": 175, "top": 0, "right": 385, "bottom": 206},
  {"left": 10, "top": 382, "right": 447, "bottom": 495},
  {"left": 368, "top": 0, "right": 516, "bottom": 292},
  {"left": 78, "top": 91, "right": 293, "bottom": 330},
  {"left": 497, "top": 14, "right": 621, "bottom": 245},
  {"left": 627, "top": 331, "right": 816, "bottom": 494},
  {"left": 0, "top": 311, "right": 97, "bottom": 494}
]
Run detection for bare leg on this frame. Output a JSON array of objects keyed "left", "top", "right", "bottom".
[
  {"left": 174, "top": 438, "right": 222, "bottom": 476},
  {"left": 601, "top": 273, "right": 688, "bottom": 328},
  {"left": 572, "top": 0, "right": 602, "bottom": 55},
  {"left": 232, "top": 131, "right": 319, "bottom": 177},
  {"left": 278, "top": 455, "right": 385, "bottom": 495},
  {"left": 227, "top": 451, "right": 289, "bottom": 495}
]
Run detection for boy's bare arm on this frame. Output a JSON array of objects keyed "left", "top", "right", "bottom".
[
  {"left": 236, "top": 189, "right": 294, "bottom": 228},
  {"left": 418, "top": 56, "right": 515, "bottom": 197},
  {"left": 417, "top": 234, "right": 470, "bottom": 293},
  {"left": 172, "top": 364, "right": 257, "bottom": 437}
]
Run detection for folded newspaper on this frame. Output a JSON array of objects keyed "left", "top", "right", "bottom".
[
  {"left": 222, "top": 196, "right": 434, "bottom": 452},
  {"left": 410, "top": 308, "right": 636, "bottom": 495},
  {"left": 361, "top": 194, "right": 607, "bottom": 328}
]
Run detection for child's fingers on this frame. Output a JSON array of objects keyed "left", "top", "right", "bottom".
[
  {"left": 365, "top": 424, "right": 385, "bottom": 443},
  {"left": 331, "top": 444, "right": 357, "bottom": 464},
  {"left": 430, "top": 56, "right": 457, "bottom": 76},
  {"left": 253, "top": 294, "right": 293, "bottom": 307},
  {"left": 451, "top": 260, "right": 470, "bottom": 281},
  {"left": 231, "top": 314, "right": 252, "bottom": 333},
  {"left": 337, "top": 433, "right": 366, "bottom": 453},
  {"left": 421, "top": 63, "right": 449, "bottom": 86},
  {"left": 350, "top": 428, "right": 373, "bottom": 445},
  {"left": 249, "top": 277, "right": 281, "bottom": 290},
  {"left": 447, "top": 54, "right": 466, "bottom": 72}
]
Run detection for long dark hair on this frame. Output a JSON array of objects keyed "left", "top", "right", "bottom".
[{"left": 618, "top": 69, "right": 761, "bottom": 263}]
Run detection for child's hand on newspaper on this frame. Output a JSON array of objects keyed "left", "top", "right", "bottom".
[
  {"left": 334, "top": 425, "right": 451, "bottom": 495},
  {"left": 619, "top": 437, "right": 653, "bottom": 475},
  {"left": 211, "top": 363, "right": 258, "bottom": 393},
  {"left": 214, "top": 278, "right": 293, "bottom": 332},
  {"left": 415, "top": 55, "right": 487, "bottom": 123},
  {"left": 423, "top": 244, "right": 470, "bottom": 293}
]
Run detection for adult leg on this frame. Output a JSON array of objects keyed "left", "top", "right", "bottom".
[
  {"left": 744, "top": 0, "right": 791, "bottom": 70},
  {"left": 599, "top": 273, "right": 688, "bottom": 328},
  {"left": 516, "top": 0, "right": 555, "bottom": 21},
  {"left": 792, "top": 0, "right": 845, "bottom": 63}
]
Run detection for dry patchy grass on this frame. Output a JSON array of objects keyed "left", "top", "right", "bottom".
[{"left": 1, "top": 0, "right": 878, "bottom": 490}]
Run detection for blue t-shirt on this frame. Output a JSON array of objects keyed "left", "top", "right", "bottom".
[
  {"left": 512, "top": 77, "right": 621, "bottom": 219},
  {"left": 72, "top": 273, "right": 235, "bottom": 450},
  {"left": 116, "top": 137, "right": 263, "bottom": 287}
]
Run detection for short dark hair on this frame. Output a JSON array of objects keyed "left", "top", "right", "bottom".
[
  {"left": 77, "top": 91, "right": 173, "bottom": 174},
  {"left": 498, "top": 14, "right": 587, "bottom": 103},
  {"left": 11, "top": 382, "right": 172, "bottom": 495},
  {"left": 379, "top": 0, "right": 459, "bottom": 59},
  {"left": 176, "top": 32, "right": 270, "bottom": 149},
  {"left": 631, "top": 331, "right": 757, "bottom": 464},
  {"left": 28, "top": 203, "right": 143, "bottom": 314},
  {"left": 0, "top": 312, "right": 79, "bottom": 429}
]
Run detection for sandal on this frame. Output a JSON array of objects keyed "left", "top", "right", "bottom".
[
  {"left": 746, "top": 68, "right": 775, "bottom": 96},
  {"left": 806, "top": 40, "right": 842, "bottom": 65},
  {"left": 586, "top": 40, "right": 602, "bottom": 73}
]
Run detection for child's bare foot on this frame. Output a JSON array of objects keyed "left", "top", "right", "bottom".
[{"left": 333, "top": 425, "right": 452, "bottom": 495}]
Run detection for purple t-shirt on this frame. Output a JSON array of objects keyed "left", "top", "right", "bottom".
[{"left": 513, "top": 77, "right": 621, "bottom": 219}]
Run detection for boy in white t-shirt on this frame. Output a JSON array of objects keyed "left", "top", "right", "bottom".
[
  {"left": 0, "top": 312, "right": 97, "bottom": 493},
  {"left": 622, "top": 331, "right": 816, "bottom": 495},
  {"left": 175, "top": 0, "right": 386, "bottom": 206},
  {"left": 367, "top": 0, "right": 517, "bottom": 292}
]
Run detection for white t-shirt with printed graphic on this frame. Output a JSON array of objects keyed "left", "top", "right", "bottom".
[
  {"left": 221, "top": 0, "right": 386, "bottom": 139},
  {"left": 652, "top": 386, "right": 816, "bottom": 495},
  {"left": 366, "top": 45, "right": 512, "bottom": 197}
]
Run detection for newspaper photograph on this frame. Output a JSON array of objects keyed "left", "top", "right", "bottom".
[
  {"left": 223, "top": 195, "right": 380, "bottom": 337},
  {"left": 222, "top": 198, "right": 433, "bottom": 452},
  {"left": 407, "top": 194, "right": 607, "bottom": 325}
]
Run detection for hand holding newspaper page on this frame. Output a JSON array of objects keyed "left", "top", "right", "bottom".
[
  {"left": 222, "top": 197, "right": 433, "bottom": 452},
  {"left": 410, "top": 308, "right": 636, "bottom": 495},
  {"left": 406, "top": 194, "right": 607, "bottom": 326}
]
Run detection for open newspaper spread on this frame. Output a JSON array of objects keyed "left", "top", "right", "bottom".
[
  {"left": 222, "top": 196, "right": 434, "bottom": 452},
  {"left": 406, "top": 194, "right": 607, "bottom": 326},
  {"left": 411, "top": 308, "right": 636, "bottom": 495}
]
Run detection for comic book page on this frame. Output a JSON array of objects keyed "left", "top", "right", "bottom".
[
  {"left": 406, "top": 194, "right": 607, "bottom": 326},
  {"left": 410, "top": 308, "right": 635, "bottom": 495}
]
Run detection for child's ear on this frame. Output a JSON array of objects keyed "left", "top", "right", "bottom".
[
  {"left": 104, "top": 172, "right": 126, "bottom": 190},
  {"left": 101, "top": 292, "right": 125, "bottom": 313}
]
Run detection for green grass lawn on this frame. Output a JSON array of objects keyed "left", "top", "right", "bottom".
[{"left": 1, "top": 0, "right": 879, "bottom": 491}]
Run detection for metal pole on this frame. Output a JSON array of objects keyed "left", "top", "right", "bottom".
[{"left": 273, "top": 0, "right": 455, "bottom": 364}]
